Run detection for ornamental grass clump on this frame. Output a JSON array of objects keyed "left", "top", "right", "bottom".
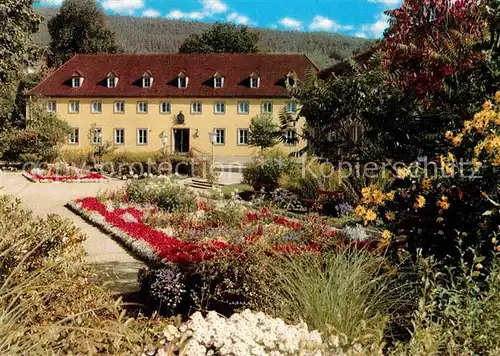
[{"left": 254, "top": 249, "right": 412, "bottom": 348}]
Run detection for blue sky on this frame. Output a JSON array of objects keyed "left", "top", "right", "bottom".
[{"left": 37, "top": 0, "right": 402, "bottom": 38}]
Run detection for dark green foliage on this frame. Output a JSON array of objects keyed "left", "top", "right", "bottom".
[
  {"left": 248, "top": 114, "right": 280, "bottom": 150},
  {"left": 35, "top": 7, "right": 373, "bottom": 69},
  {"left": 0, "top": 0, "right": 43, "bottom": 85},
  {"left": 179, "top": 22, "right": 260, "bottom": 54},
  {"left": 243, "top": 149, "right": 293, "bottom": 191},
  {"left": 1, "top": 96, "right": 72, "bottom": 162},
  {"left": 47, "top": 0, "right": 121, "bottom": 67}
]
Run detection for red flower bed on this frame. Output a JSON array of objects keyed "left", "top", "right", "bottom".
[
  {"left": 25, "top": 169, "right": 107, "bottom": 183},
  {"left": 69, "top": 198, "right": 356, "bottom": 265}
]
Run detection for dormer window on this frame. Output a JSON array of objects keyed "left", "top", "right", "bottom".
[
  {"left": 250, "top": 71, "right": 260, "bottom": 88},
  {"left": 72, "top": 77, "right": 81, "bottom": 88},
  {"left": 142, "top": 71, "right": 154, "bottom": 88},
  {"left": 286, "top": 71, "right": 297, "bottom": 87},
  {"left": 213, "top": 71, "right": 224, "bottom": 88},
  {"left": 107, "top": 71, "right": 118, "bottom": 88},
  {"left": 71, "top": 70, "right": 84, "bottom": 88},
  {"left": 178, "top": 71, "right": 188, "bottom": 88}
]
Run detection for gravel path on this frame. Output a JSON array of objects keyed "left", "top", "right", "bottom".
[{"left": 0, "top": 172, "right": 144, "bottom": 293}]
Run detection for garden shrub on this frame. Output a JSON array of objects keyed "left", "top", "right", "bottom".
[
  {"left": 392, "top": 245, "right": 500, "bottom": 355},
  {"left": 126, "top": 178, "right": 197, "bottom": 213},
  {"left": 356, "top": 97, "right": 500, "bottom": 266},
  {"left": 1, "top": 97, "right": 72, "bottom": 163},
  {"left": 59, "top": 148, "right": 92, "bottom": 167},
  {"left": 0, "top": 194, "right": 165, "bottom": 354},
  {"left": 243, "top": 149, "right": 293, "bottom": 191},
  {"left": 101, "top": 151, "right": 169, "bottom": 176}
]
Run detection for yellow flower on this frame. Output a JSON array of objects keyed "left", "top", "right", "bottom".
[
  {"left": 361, "top": 187, "right": 371, "bottom": 203},
  {"left": 472, "top": 158, "right": 482, "bottom": 169},
  {"left": 483, "top": 100, "right": 493, "bottom": 112},
  {"left": 475, "top": 263, "right": 484, "bottom": 270},
  {"left": 381, "top": 230, "right": 392, "bottom": 240},
  {"left": 492, "top": 237, "right": 497, "bottom": 244},
  {"left": 421, "top": 178, "right": 432, "bottom": 191},
  {"left": 372, "top": 189, "right": 385, "bottom": 205},
  {"left": 495, "top": 91, "right": 500, "bottom": 103},
  {"left": 496, "top": 245, "right": 500, "bottom": 253},
  {"left": 365, "top": 209, "right": 377, "bottom": 222},
  {"left": 385, "top": 191, "right": 395, "bottom": 201},
  {"left": 445, "top": 130, "right": 454, "bottom": 140},
  {"left": 436, "top": 217, "right": 444, "bottom": 223},
  {"left": 396, "top": 167, "right": 409, "bottom": 180},
  {"left": 414, "top": 195, "right": 426, "bottom": 209},
  {"left": 452, "top": 134, "right": 463, "bottom": 146},
  {"left": 385, "top": 211, "right": 396, "bottom": 221},
  {"left": 438, "top": 196, "right": 450, "bottom": 210},
  {"left": 355, "top": 205, "right": 366, "bottom": 217}
]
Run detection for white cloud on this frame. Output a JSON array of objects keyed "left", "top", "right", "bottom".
[
  {"left": 308, "top": 15, "right": 352, "bottom": 32},
  {"left": 38, "top": 0, "right": 63, "bottom": 6},
  {"left": 368, "top": 0, "right": 401, "bottom": 6},
  {"left": 226, "top": 12, "right": 255, "bottom": 26},
  {"left": 166, "top": 10, "right": 205, "bottom": 20},
  {"left": 102, "top": 0, "right": 144, "bottom": 14},
  {"left": 278, "top": 17, "right": 302, "bottom": 30},
  {"left": 201, "top": 0, "right": 228, "bottom": 14},
  {"left": 357, "top": 14, "right": 389, "bottom": 38},
  {"left": 355, "top": 32, "right": 368, "bottom": 38},
  {"left": 142, "top": 8, "right": 161, "bottom": 17}
]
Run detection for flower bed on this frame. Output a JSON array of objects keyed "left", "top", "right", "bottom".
[
  {"left": 67, "top": 197, "right": 370, "bottom": 265},
  {"left": 23, "top": 168, "right": 108, "bottom": 183}
]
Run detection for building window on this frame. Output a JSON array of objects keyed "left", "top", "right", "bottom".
[
  {"left": 214, "top": 77, "right": 224, "bottom": 88},
  {"left": 191, "top": 101, "right": 202, "bottom": 114},
  {"left": 114, "top": 128, "right": 125, "bottom": 145},
  {"left": 69, "top": 101, "right": 80, "bottom": 113},
  {"left": 238, "top": 101, "right": 250, "bottom": 114},
  {"left": 262, "top": 102, "right": 273, "bottom": 114},
  {"left": 286, "top": 77, "right": 296, "bottom": 87},
  {"left": 68, "top": 128, "right": 79, "bottom": 145},
  {"left": 213, "top": 128, "right": 225, "bottom": 145},
  {"left": 91, "top": 128, "right": 102, "bottom": 145},
  {"left": 137, "top": 101, "right": 148, "bottom": 113},
  {"left": 114, "top": 101, "right": 125, "bottom": 113},
  {"left": 91, "top": 101, "right": 102, "bottom": 113},
  {"left": 250, "top": 77, "right": 260, "bottom": 88},
  {"left": 143, "top": 77, "right": 152, "bottom": 88},
  {"left": 237, "top": 128, "right": 249, "bottom": 145},
  {"left": 285, "top": 102, "right": 297, "bottom": 113},
  {"left": 178, "top": 77, "right": 188, "bottom": 88},
  {"left": 160, "top": 102, "right": 171, "bottom": 114},
  {"left": 47, "top": 101, "right": 56, "bottom": 113},
  {"left": 107, "top": 77, "right": 117, "bottom": 88},
  {"left": 137, "top": 128, "right": 148, "bottom": 145},
  {"left": 214, "top": 102, "right": 226, "bottom": 114},
  {"left": 284, "top": 130, "right": 297, "bottom": 146},
  {"left": 72, "top": 77, "right": 81, "bottom": 88}
]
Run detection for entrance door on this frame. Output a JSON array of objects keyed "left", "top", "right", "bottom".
[{"left": 174, "top": 128, "right": 190, "bottom": 153}]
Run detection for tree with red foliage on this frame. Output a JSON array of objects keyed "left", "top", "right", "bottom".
[{"left": 382, "top": 0, "right": 486, "bottom": 97}]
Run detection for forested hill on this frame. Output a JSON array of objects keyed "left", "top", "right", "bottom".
[{"left": 35, "top": 7, "right": 374, "bottom": 69}]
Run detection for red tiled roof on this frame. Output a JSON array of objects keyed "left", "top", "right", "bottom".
[{"left": 28, "top": 53, "right": 317, "bottom": 98}]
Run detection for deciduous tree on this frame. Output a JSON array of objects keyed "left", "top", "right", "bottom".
[
  {"left": 47, "top": 0, "right": 121, "bottom": 67},
  {"left": 179, "top": 22, "right": 260, "bottom": 54}
]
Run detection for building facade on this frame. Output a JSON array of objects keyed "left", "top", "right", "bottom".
[{"left": 28, "top": 54, "right": 317, "bottom": 161}]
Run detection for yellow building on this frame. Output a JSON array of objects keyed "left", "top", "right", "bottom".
[{"left": 28, "top": 54, "right": 317, "bottom": 162}]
